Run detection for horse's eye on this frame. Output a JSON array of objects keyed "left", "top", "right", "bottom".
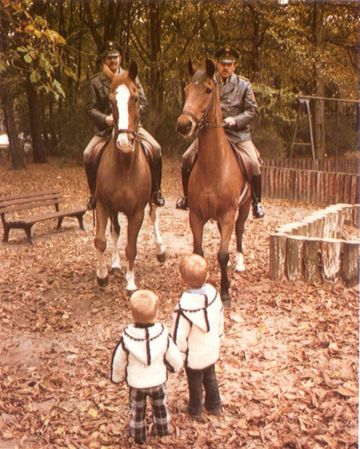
[{"left": 205, "top": 87, "right": 212, "bottom": 94}]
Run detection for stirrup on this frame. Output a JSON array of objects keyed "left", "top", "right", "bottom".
[
  {"left": 152, "top": 191, "right": 165, "bottom": 207},
  {"left": 253, "top": 202, "right": 265, "bottom": 219},
  {"left": 87, "top": 195, "right": 96, "bottom": 210},
  {"left": 176, "top": 196, "right": 188, "bottom": 210}
]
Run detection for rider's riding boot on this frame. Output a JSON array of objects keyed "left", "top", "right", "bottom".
[
  {"left": 84, "top": 162, "right": 97, "bottom": 210},
  {"left": 176, "top": 161, "right": 191, "bottom": 210},
  {"left": 251, "top": 174, "right": 265, "bottom": 219},
  {"left": 151, "top": 157, "right": 165, "bottom": 207}
]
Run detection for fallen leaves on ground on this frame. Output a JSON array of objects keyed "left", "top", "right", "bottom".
[{"left": 0, "top": 158, "right": 358, "bottom": 449}]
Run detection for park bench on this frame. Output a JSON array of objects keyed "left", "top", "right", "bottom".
[{"left": 0, "top": 190, "right": 86, "bottom": 244}]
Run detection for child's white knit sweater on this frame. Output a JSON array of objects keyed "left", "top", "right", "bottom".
[
  {"left": 172, "top": 283, "right": 224, "bottom": 370},
  {"left": 111, "top": 322, "right": 183, "bottom": 389}
]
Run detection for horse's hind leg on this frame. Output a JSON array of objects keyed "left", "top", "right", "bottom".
[
  {"left": 149, "top": 205, "right": 166, "bottom": 263},
  {"left": 110, "top": 212, "right": 121, "bottom": 273},
  {"left": 94, "top": 202, "right": 109, "bottom": 286},
  {"left": 234, "top": 201, "right": 251, "bottom": 272},
  {"left": 125, "top": 210, "right": 145, "bottom": 293}
]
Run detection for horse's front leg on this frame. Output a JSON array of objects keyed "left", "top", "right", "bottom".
[
  {"left": 125, "top": 210, "right": 145, "bottom": 293},
  {"left": 218, "top": 212, "right": 236, "bottom": 307},
  {"left": 149, "top": 205, "right": 166, "bottom": 263},
  {"left": 110, "top": 212, "right": 121, "bottom": 273},
  {"left": 189, "top": 210, "right": 205, "bottom": 257},
  {"left": 234, "top": 199, "right": 251, "bottom": 272},
  {"left": 94, "top": 202, "right": 109, "bottom": 287}
]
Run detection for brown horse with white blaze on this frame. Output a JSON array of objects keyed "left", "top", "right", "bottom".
[
  {"left": 94, "top": 61, "right": 166, "bottom": 291},
  {"left": 176, "top": 59, "right": 251, "bottom": 305}
]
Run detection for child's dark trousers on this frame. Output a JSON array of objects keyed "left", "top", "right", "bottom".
[{"left": 185, "top": 364, "right": 221, "bottom": 415}]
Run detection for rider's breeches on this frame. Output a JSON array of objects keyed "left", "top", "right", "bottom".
[
  {"left": 182, "top": 139, "right": 261, "bottom": 176},
  {"left": 181, "top": 140, "right": 198, "bottom": 167},
  {"left": 138, "top": 127, "right": 162, "bottom": 158},
  {"left": 236, "top": 140, "right": 261, "bottom": 176},
  {"left": 83, "top": 135, "right": 107, "bottom": 163}
]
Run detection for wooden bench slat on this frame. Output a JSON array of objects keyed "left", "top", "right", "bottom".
[
  {"left": 0, "top": 199, "right": 64, "bottom": 214},
  {"left": 0, "top": 194, "right": 63, "bottom": 210},
  {"left": 22, "top": 208, "right": 86, "bottom": 225},
  {"left": 0, "top": 190, "right": 61, "bottom": 202}
]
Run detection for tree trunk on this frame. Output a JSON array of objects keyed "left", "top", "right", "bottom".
[
  {"left": 0, "top": 87, "right": 25, "bottom": 170},
  {"left": 25, "top": 78, "right": 47, "bottom": 163},
  {"left": 147, "top": 0, "right": 164, "bottom": 134},
  {"left": 312, "top": 4, "right": 326, "bottom": 159}
]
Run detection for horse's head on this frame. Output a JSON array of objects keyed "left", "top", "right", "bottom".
[
  {"left": 110, "top": 60, "right": 140, "bottom": 154},
  {"left": 176, "top": 59, "right": 217, "bottom": 138}
]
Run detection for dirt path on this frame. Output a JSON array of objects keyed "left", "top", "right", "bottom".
[{"left": 0, "top": 159, "right": 358, "bottom": 449}]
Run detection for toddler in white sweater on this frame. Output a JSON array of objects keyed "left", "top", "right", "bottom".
[
  {"left": 111, "top": 289, "right": 183, "bottom": 444},
  {"left": 173, "top": 254, "right": 224, "bottom": 421}
]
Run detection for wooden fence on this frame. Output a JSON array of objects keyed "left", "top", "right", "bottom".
[
  {"left": 262, "top": 166, "right": 360, "bottom": 205},
  {"left": 264, "top": 158, "right": 360, "bottom": 174},
  {"left": 269, "top": 204, "right": 360, "bottom": 286}
]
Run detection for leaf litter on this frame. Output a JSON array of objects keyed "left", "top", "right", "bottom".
[{"left": 0, "top": 159, "right": 358, "bottom": 449}]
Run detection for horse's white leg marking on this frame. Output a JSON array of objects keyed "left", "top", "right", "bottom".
[
  {"left": 235, "top": 252, "right": 245, "bottom": 272},
  {"left": 125, "top": 267, "right": 137, "bottom": 292},
  {"left": 110, "top": 222, "right": 121, "bottom": 270},
  {"left": 150, "top": 206, "right": 166, "bottom": 256},
  {"left": 96, "top": 248, "right": 108, "bottom": 279}
]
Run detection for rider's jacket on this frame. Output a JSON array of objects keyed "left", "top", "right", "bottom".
[
  {"left": 86, "top": 67, "right": 148, "bottom": 138},
  {"left": 215, "top": 72, "right": 259, "bottom": 144}
]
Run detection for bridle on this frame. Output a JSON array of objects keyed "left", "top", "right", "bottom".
[
  {"left": 113, "top": 114, "right": 140, "bottom": 142},
  {"left": 181, "top": 78, "right": 222, "bottom": 130}
]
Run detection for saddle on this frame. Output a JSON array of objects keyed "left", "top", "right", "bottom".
[
  {"left": 89, "top": 135, "right": 156, "bottom": 168},
  {"left": 191, "top": 138, "right": 258, "bottom": 183},
  {"left": 227, "top": 139, "right": 254, "bottom": 183}
]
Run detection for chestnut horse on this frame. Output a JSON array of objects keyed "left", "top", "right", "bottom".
[
  {"left": 176, "top": 59, "right": 251, "bottom": 305},
  {"left": 94, "top": 61, "right": 166, "bottom": 291}
]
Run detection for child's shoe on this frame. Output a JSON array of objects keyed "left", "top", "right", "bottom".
[
  {"left": 181, "top": 406, "right": 204, "bottom": 422},
  {"left": 207, "top": 406, "right": 222, "bottom": 416}
]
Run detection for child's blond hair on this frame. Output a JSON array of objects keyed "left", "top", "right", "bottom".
[
  {"left": 130, "top": 289, "right": 159, "bottom": 324},
  {"left": 179, "top": 254, "right": 208, "bottom": 289}
]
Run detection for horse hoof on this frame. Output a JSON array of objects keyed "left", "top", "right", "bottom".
[
  {"left": 157, "top": 252, "right": 166, "bottom": 263},
  {"left": 110, "top": 267, "right": 121, "bottom": 275},
  {"left": 221, "top": 294, "right": 231, "bottom": 308},
  {"left": 126, "top": 289, "right": 137, "bottom": 298},
  {"left": 235, "top": 265, "right": 245, "bottom": 273},
  {"left": 97, "top": 276, "right": 109, "bottom": 287}
]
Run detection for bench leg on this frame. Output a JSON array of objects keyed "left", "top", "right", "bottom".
[
  {"left": 24, "top": 225, "right": 33, "bottom": 244},
  {"left": 3, "top": 225, "right": 10, "bottom": 243},
  {"left": 77, "top": 214, "right": 85, "bottom": 231},
  {"left": 57, "top": 217, "right": 63, "bottom": 230}
]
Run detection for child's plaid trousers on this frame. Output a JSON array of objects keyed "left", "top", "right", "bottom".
[{"left": 129, "top": 383, "right": 170, "bottom": 443}]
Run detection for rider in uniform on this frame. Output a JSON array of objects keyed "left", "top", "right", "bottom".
[
  {"left": 176, "top": 46, "right": 265, "bottom": 219},
  {"left": 83, "top": 40, "right": 165, "bottom": 210}
]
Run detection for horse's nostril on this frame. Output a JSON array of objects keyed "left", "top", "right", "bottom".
[{"left": 177, "top": 119, "right": 193, "bottom": 135}]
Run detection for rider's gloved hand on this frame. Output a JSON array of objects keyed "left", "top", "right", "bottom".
[{"left": 222, "top": 117, "right": 236, "bottom": 128}]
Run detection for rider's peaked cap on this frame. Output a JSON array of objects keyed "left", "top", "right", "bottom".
[
  {"left": 101, "top": 40, "right": 122, "bottom": 58},
  {"left": 214, "top": 46, "right": 239, "bottom": 62}
]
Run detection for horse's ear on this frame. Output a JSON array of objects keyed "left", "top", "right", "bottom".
[
  {"left": 206, "top": 58, "right": 215, "bottom": 78},
  {"left": 128, "top": 60, "right": 138, "bottom": 81},
  {"left": 103, "top": 63, "right": 115, "bottom": 81},
  {"left": 188, "top": 59, "right": 195, "bottom": 77}
]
